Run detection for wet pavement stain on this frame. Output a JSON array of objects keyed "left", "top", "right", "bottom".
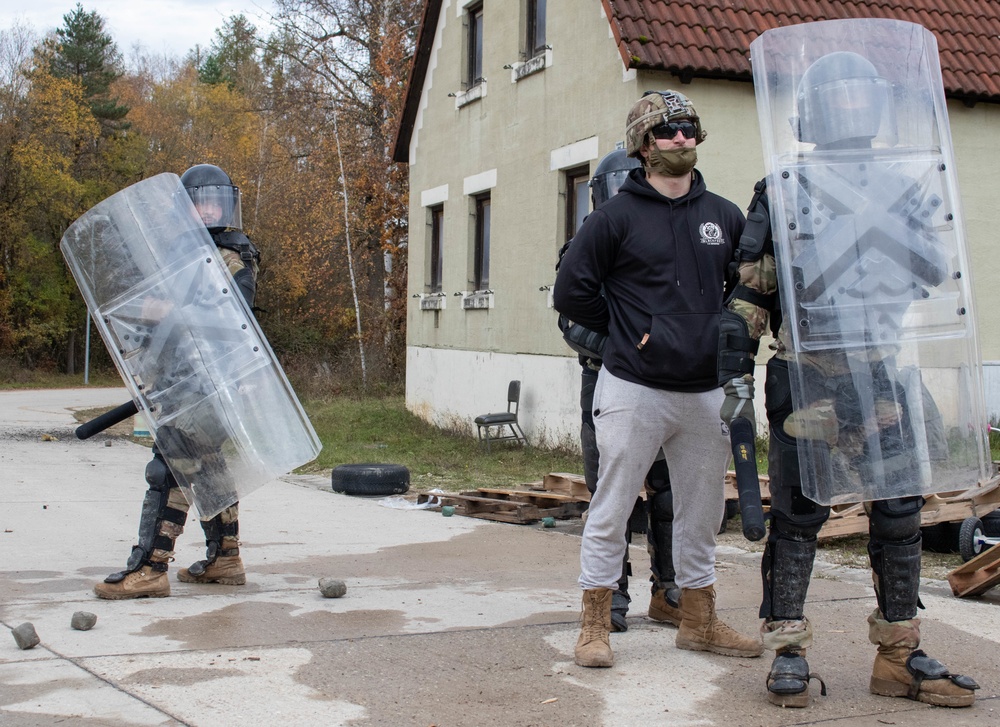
[{"left": 141, "top": 601, "right": 409, "bottom": 650}]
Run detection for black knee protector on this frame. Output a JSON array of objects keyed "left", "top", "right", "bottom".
[
  {"left": 868, "top": 496, "right": 924, "bottom": 621},
  {"left": 580, "top": 367, "right": 597, "bottom": 427},
  {"left": 869, "top": 497, "right": 924, "bottom": 542},
  {"left": 144, "top": 454, "right": 175, "bottom": 492},
  {"left": 580, "top": 421, "right": 600, "bottom": 495},
  {"left": 646, "top": 464, "right": 675, "bottom": 587}
]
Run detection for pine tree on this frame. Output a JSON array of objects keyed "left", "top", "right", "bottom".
[{"left": 47, "top": 3, "right": 129, "bottom": 127}]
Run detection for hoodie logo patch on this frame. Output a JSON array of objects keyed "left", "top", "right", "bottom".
[{"left": 699, "top": 222, "right": 724, "bottom": 245}]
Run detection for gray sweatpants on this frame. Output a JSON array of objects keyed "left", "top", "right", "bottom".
[{"left": 579, "top": 368, "right": 731, "bottom": 591}]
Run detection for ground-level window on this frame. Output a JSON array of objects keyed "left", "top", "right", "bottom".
[{"left": 566, "top": 166, "right": 590, "bottom": 244}]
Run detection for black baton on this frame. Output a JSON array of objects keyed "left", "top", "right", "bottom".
[
  {"left": 729, "top": 416, "right": 766, "bottom": 541},
  {"left": 75, "top": 400, "right": 139, "bottom": 440}
]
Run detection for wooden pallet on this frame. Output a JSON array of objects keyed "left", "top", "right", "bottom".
[
  {"left": 417, "top": 485, "right": 588, "bottom": 524},
  {"left": 724, "top": 472, "right": 1000, "bottom": 541},
  {"left": 948, "top": 545, "right": 1000, "bottom": 597}
]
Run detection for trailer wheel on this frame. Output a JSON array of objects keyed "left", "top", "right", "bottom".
[
  {"left": 958, "top": 517, "right": 985, "bottom": 562},
  {"left": 331, "top": 463, "right": 410, "bottom": 497}
]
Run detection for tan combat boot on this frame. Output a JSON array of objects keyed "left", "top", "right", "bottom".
[
  {"left": 177, "top": 555, "right": 246, "bottom": 584},
  {"left": 867, "top": 610, "right": 978, "bottom": 707},
  {"left": 574, "top": 587, "right": 614, "bottom": 668},
  {"left": 676, "top": 585, "right": 763, "bottom": 657},
  {"left": 648, "top": 585, "right": 682, "bottom": 626},
  {"left": 94, "top": 567, "right": 170, "bottom": 599}
]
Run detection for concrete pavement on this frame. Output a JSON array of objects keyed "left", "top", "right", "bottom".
[{"left": 1, "top": 388, "right": 998, "bottom": 726}]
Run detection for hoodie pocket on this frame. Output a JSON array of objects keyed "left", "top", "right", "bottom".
[{"left": 630, "top": 312, "right": 719, "bottom": 384}]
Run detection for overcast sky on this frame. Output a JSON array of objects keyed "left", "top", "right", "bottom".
[{"left": 2, "top": 0, "right": 277, "bottom": 59}]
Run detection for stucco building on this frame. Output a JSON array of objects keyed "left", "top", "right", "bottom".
[{"left": 393, "top": 0, "right": 1000, "bottom": 445}]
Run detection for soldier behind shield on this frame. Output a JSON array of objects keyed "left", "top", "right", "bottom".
[
  {"left": 719, "top": 28, "right": 980, "bottom": 708},
  {"left": 95, "top": 164, "right": 261, "bottom": 600}
]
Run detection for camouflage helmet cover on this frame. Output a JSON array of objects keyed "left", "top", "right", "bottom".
[{"left": 625, "top": 90, "right": 707, "bottom": 158}]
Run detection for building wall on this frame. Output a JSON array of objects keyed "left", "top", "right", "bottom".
[{"left": 403, "top": 0, "right": 1000, "bottom": 445}]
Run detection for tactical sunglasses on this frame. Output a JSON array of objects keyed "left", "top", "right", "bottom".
[{"left": 651, "top": 121, "right": 697, "bottom": 140}]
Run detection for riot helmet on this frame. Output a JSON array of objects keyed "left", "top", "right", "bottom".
[
  {"left": 624, "top": 90, "right": 707, "bottom": 159},
  {"left": 589, "top": 148, "right": 641, "bottom": 208},
  {"left": 180, "top": 164, "right": 243, "bottom": 232},
  {"left": 793, "top": 51, "right": 896, "bottom": 148}
]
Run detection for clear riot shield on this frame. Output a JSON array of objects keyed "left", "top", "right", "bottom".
[
  {"left": 61, "top": 174, "right": 321, "bottom": 517},
  {"left": 750, "top": 19, "right": 989, "bottom": 504}
]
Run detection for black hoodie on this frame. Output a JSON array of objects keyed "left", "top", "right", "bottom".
[{"left": 553, "top": 167, "right": 744, "bottom": 392}]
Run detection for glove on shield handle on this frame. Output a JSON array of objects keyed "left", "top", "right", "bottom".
[
  {"left": 75, "top": 400, "right": 139, "bottom": 440},
  {"left": 730, "top": 416, "right": 765, "bottom": 541}
]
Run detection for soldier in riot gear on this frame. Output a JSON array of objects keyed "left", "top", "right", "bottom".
[
  {"left": 558, "top": 148, "right": 681, "bottom": 633},
  {"left": 94, "top": 164, "right": 260, "bottom": 599},
  {"left": 720, "top": 34, "right": 979, "bottom": 708},
  {"left": 556, "top": 89, "right": 761, "bottom": 668}
]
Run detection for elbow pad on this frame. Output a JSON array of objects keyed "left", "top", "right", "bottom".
[
  {"left": 718, "top": 308, "right": 759, "bottom": 384},
  {"left": 233, "top": 267, "right": 257, "bottom": 308}
]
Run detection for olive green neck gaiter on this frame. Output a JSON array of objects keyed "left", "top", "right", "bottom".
[{"left": 646, "top": 145, "right": 698, "bottom": 177}]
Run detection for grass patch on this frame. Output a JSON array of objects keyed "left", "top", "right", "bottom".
[
  {"left": 66, "top": 393, "right": 584, "bottom": 493},
  {"left": 0, "top": 361, "right": 121, "bottom": 389},
  {"left": 303, "top": 395, "right": 581, "bottom": 491}
]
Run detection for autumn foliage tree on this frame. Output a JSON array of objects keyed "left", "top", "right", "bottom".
[{"left": 0, "top": 1, "right": 421, "bottom": 391}]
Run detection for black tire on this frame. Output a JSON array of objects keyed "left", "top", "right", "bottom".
[
  {"left": 958, "top": 517, "right": 984, "bottom": 562},
  {"left": 982, "top": 510, "right": 1000, "bottom": 538},
  {"left": 331, "top": 463, "right": 410, "bottom": 497},
  {"left": 920, "top": 522, "right": 957, "bottom": 554}
]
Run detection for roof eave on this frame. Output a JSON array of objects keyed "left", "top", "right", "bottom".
[{"left": 392, "top": 0, "right": 443, "bottom": 164}]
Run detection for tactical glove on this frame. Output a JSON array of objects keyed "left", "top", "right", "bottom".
[{"left": 721, "top": 376, "right": 756, "bottom": 432}]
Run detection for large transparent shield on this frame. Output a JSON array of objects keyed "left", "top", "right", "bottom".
[
  {"left": 61, "top": 174, "right": 321, "bottom": 517},
  {"left": 751, "top": 19, "right": 989, "bottom": 504}
]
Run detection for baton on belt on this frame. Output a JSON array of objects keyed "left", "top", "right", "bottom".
[
  {"left": 729, "top": 416, "right": 766, "bottom": 541},
  {"left": 75, "top": 400, "right": 139, "bottom": 440}
]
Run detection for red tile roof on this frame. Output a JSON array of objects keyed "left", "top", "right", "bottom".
[
  {"left": 393, "top": 0, "right": 999, "bottom": 162},
  {"left": 602, "top": 0, "right": 1000, "bottom": 102}
]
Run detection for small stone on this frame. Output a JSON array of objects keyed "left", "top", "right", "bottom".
[
  {"left": 71, "top": 611, "right": 98, "bottom": 631},
  {"left": 318, "top": 578, "right": 347, "bottom": 598},
  {"left": 12, "top": 622, "right": 40, "bottom": 650},
  {"left": 441, "top": 505, "right": 455, "bottom": 517}
]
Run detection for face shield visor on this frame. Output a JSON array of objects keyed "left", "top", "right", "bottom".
[
  {"left": 589, "top": 169, "right": 632, "bottom": 208},
  {"left": 798, "top": 76, "right": 896, "bottom": 148},
  {"left": 185, "top": 183, "right": 243, "bottom": 232}
]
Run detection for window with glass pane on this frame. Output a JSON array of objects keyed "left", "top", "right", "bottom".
[
  {"left": 474, "top": 195, "right": 491, "bottom": 290},
  {"left": 526, "top": 0, "right": 546, "bottom": 57},
  {"left": 566, "top": 168, "right": 590, "bottom": 243},
  {"left": 430, "top": 205, "right": 443, "bottom": 292},
  {"left": 468, "top": 4, "right": 484, "bottom": 87}
]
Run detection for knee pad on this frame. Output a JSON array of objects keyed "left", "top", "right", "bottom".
[
  {"left": 144, "top": 454, "right": 175, "bottom": 492},
  {"left": 765, "top": 359, "right": 830, "bottom": 532},
  {"left": 646, "top": 458, "right": 672, "bottom": 525},
  {"left": 764, "top": 357, "right": 793, "bottom": 432},
  {"left": 580, "top": 421, "right": 600, "bottom": 495},
  {"left": 580, "top": 367, "right": 597, "bottom": 427},
  {"left": 767, "top": 429, "right": 830, "bottom": 533},
  {"left": 645, "top": 480, "right": 675, "bottom": 587},
  {"left": 868, "top": 497, "right": 924, "bottom": 543}
]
